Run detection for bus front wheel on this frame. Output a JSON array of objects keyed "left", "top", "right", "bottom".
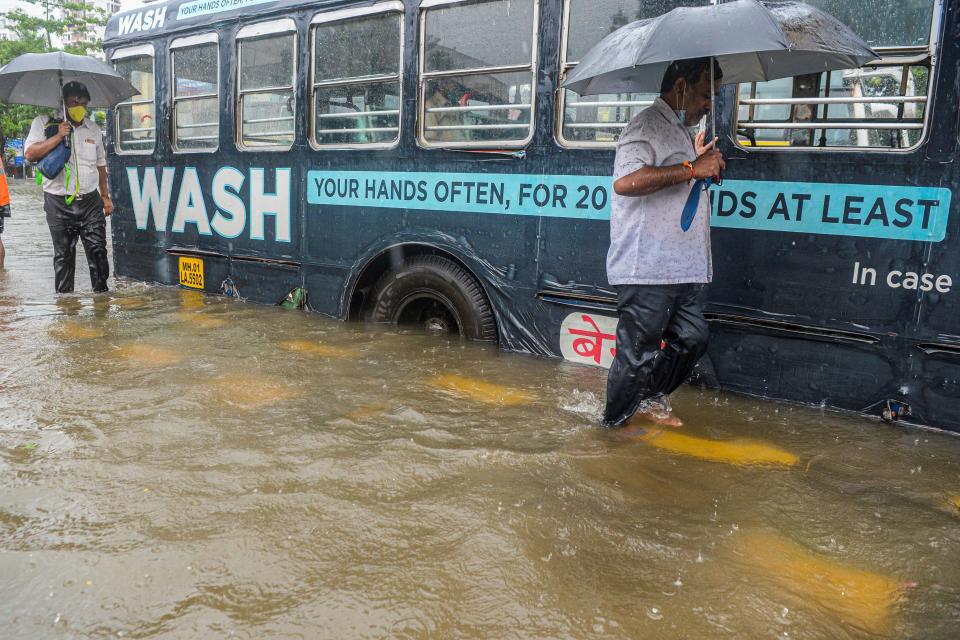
[{"left": 366, "top": 255, "right": 497, "bottom": 341}]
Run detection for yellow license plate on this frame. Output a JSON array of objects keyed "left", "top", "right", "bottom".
[{"left": 178, "top": 256, "right": 204, "bottom": 289}]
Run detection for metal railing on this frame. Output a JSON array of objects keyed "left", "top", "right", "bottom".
[
  {"left": 242, "top": 115, "right": 295, "bottom": 125},
  {"left": 176, "top": 121, "right": 219, "bottom": 130},
  {"left": 425, "top": 103, "right": 531, "bottom": 114},
  {"left": 316, "top": 109, "right": 400, "bottom": 119},
  {"left": 735, "top": 48, "right": 932, "bottom": 150},
  {"left": 565, "top": 122, "right": 630, "bottom": 129},
  {"left": 559, "top": 96, "right": 654, "bottom": 145},
  {"left": 316, "top": 126, "right": 400, "bottom": 134},
  {"left": 740, "top": 96, "right": 927, "bottom": 106},
  {"left": 422, "top": 102, "right": 531, "bottom": 135},
  {"left": 741, "top": 122, "right": 924, "bottom": 130},
  {"left": 565, "top": 99, "right": 653, "bottom": 109},
  {"left": 175, "top": 134, "right": 219, "bottom": 142},
  {"left": 425, "top": 123, "right": 529, "bottom": 132}
]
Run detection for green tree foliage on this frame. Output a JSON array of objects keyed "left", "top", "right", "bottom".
[{"left": 0, "top": 1, "right": 108, "bottom": 160}]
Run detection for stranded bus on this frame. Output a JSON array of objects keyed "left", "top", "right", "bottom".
[{"left": 103, "top": 0, "right": 960, "bottom": 433}]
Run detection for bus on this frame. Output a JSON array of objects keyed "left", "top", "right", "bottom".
[{"left": 103, "top": 0, "right": 960, "bottom": 433}]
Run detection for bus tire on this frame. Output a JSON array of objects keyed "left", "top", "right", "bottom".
[{"left": 367, "top": 255, "right": 497, "bottom": 341}]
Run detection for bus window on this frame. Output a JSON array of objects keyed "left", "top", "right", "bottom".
[
  {"left": 419, "top": 0, "right": 538, "bottom": 147},
  {"left": 558, "top": 0, "right": 709, "bottom": 148},
  {"left": 171, "top": 34, "right": 219, "bottom": 152},
  {"left": 113, "top": 45, "right": 156, "bottom": 154},
  {"left": 237, "top": 19, "right": 296, "bottom": 150},
  {"left": 735, "top": 0, "right": 938, "bottom": 151},
  {"left": 311, "top": 3, "right": 403, "bottom": 148}
]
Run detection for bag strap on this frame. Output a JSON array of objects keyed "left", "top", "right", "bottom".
[{"left": 63, "top": 129, "right": 79, "bottom": 205}]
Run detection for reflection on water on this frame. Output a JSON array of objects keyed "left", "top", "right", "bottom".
[
  {"left": 2, "top": 182, "right": 960, "bottom": 639},
  {"left": 637, "top": 428, "right": 800, "bottom": 466}
]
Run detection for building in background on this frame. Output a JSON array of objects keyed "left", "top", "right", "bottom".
[
  {"left": 65, "top": 0, "right": 121, "bottom": 53},
  {"left": 0, "top": 0, "right": 44, "bottom": 42}
]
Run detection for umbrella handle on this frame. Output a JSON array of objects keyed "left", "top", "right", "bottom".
[
  {"left": 60, "top": 75, "right": 71, "bottom": 149},
  {"left": 680, "top": 177, "right": 714, "bottom": 232},
  {"left": 710, "top": 56, "right": 717, "bottom": 148}
]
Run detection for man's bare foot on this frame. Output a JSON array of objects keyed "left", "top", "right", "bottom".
[
  {"left": 627, "top": 409, "right": 684, "bottom": 428},
  {"left": 613, "top": 424, "right": 650, "bottom": 439}
]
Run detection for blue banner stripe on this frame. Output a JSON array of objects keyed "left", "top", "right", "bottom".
[
  {"left": 306, "top": 170, "right": 612, "bottom": 220},
  {"left": 711, "top": 179, "right": 951, "bottom": 243},
  {"left": 306, "top": 171, "right": 951, "bottom": 243}
]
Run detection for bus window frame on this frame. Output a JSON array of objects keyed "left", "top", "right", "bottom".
[
  {"left": 417, "top": 0, "right": 541, "bottom": 150},
  {"left": 308, "top": 1, "right": 405, "bottom": 151},
  {"left": 112, "top": 43, "right": 156, "bottom": 156},
  {"left": 733, "top": 0, "right": 944, "bottom": 155},
  {"left": 555, "top": 1, "right": 717, "bottom": 150},
  {"left": 170, "top": 32, "right": 220, "bottom": 154},
  {"left": 236, "top": 18, "right": 298, "bottom": 152}
]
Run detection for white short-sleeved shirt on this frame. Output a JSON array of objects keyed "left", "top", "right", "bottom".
[
  {"left": 25, "top": 113, "right": 106, "bottom": 196},
  {"left": 606, "top": 97, "right": 712, "bottom": 285}
]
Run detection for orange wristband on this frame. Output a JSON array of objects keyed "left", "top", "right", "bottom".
[{"left": 682, "top": 160, "right": 695, "bottom": 181}]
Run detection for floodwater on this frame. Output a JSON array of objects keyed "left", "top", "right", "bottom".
[{"left": 1, "top": 180, "right": 959, "bottom": 640}]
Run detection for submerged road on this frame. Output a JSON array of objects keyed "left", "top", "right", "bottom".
[{"left": 1, "top": 180, "right": 960, "bottom": 639}]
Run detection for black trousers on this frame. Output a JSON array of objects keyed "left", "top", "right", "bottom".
[
  {"left": 44, "top": 191, "right": 109, "bottom": 293},
  {"left": 602, "top": 283, "right": 709, "bottom": 427}
]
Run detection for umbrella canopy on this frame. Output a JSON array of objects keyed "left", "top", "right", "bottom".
[
  {"left": 563, "top": 0, "right": 789, "bottom": 96},
  {"left": 0, "top": 51, "right": 139, "bottom": 108},
  {"left": 563, "top": 0, "right": 878, "bottom": 96},
  {"left": 754, "top": 1, "right": 879, "bottom": 79}
]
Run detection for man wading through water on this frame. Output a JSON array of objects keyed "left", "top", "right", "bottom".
[
  {"left": 25, "top": 81, "right": 113, "bottom": 293},
  {"left": 603, "top": 58, "right": 725, "bottom": 429}
]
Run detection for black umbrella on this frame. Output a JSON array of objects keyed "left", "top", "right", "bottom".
[
  {"left": 564, "top": 0, "right": 788, "bottom": 96},
  {"left": 563, "top": 0, "right": 878, "bottom": 95},
  {"left": 0, "top": 51, "right": 139, "bottom": 108}
]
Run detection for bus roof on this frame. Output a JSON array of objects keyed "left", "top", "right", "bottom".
[{"left": 104, "top": 0, "right": 378, "bottom": 46}]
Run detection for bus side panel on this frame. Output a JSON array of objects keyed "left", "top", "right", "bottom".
[
  {"left": 912, "top": 353, "right": 960, "bottom": 430},
  {"left": 302, "top": 157, "right": 406, "bottom": 317},
  {"left": 909, "top": 193, "right": 960, "bottom": 431},
  {"left": 708, "top": 328, "right": 899, "bottom": 408},
  {"left": 110, "top": 151, "right": 169, "bottom": 284},
  {"left": 534, "top": 150, "right": 612, "bottom": 297},
  {"left": 227, "top": 260, "right": 301, "bottom": 304},
  {"left": 907, "top": 8, "right": 960, "bottom": 431},
  {"left": 708, "top": 152, "right": 933, "bottom": 337}
]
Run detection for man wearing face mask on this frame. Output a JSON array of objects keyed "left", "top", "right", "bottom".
[
  {"left": 25, "top": 81, "right": 114, "bottom": 293},
  {"left": 602, "top": 57, "right": 726, "bottom": 430}
]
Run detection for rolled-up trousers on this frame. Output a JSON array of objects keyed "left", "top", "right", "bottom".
[
  {"left": 602, "top": 283, "right": 709, "bottom": 427},
  {"left": 44, "top": 191, "right": 109, "bottom": 293}
]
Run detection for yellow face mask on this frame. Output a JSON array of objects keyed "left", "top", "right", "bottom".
[{"left": 67, "top": 105, "right": 87, "bottom": 123}]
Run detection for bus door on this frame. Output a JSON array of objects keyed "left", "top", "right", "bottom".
[
  {"left": 111, "top": 43, "right": 176, "bottom": 286},
  {"left": 302, "top": 2, "right": 408, "bottom": 316},
  {"left": 709, "top": 0, "right": 949, "bottom": 415},
  {"left": 225, "top": 18, "right": 302, "bottom": 304}
]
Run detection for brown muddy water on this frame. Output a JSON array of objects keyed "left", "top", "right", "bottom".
[{"left": 1, "top": 181, "right": 959, "bottom": 639}]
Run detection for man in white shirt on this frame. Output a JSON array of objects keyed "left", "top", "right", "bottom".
[
  {"left": 602, "top": 58, "right": 725, "bottom": 429},
  {"left": 25, "top": 81, "right": 114, "bottom": 293}
]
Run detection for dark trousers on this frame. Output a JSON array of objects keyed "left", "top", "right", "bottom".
[
  {"left": 44, "top": 191, "right": 109, "bottom": 293},
  {"left": 602, "top": 283, "right": 709, "bottom": 427}
]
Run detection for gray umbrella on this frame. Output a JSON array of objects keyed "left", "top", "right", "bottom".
[
  {"left": 0, "top": 51, "right": 139, "bottom": 108},
  {"left": 755, "top": 1, "right": 879, "bottom": 79},
  {"left": 563, "top": 0, "right": 878, "bottom": 96}
]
